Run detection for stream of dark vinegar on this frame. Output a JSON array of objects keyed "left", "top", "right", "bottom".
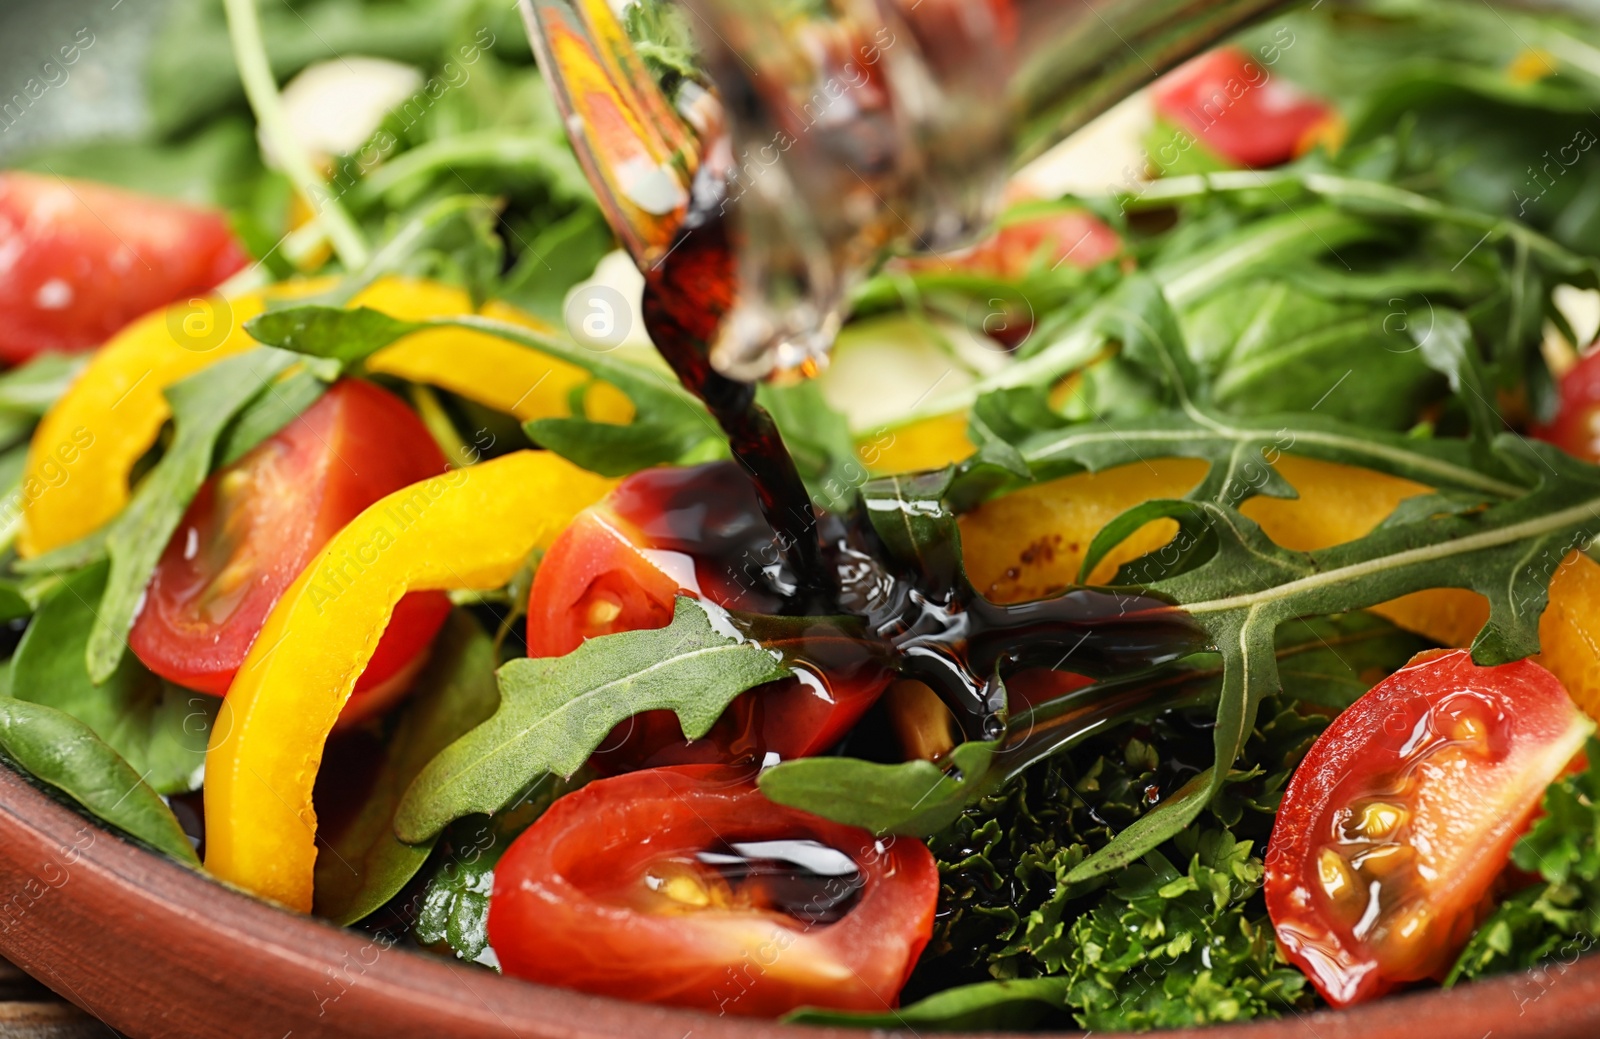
[{"left": 639, "top": 204, "right": 1208, "bottom": 743}]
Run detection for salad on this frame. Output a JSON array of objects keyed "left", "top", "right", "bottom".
[{"left": 3, "top": 0, "right": 1600, "bottom": 1032}]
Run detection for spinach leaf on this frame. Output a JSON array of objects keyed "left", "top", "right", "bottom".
[
  {"left": 0, "top": 697, "right": 198, "bottom": 865},
  {"left": 395, "top": 596, "right": 790, "bottom": 842},
  {"left": 9, "top": 562, "right": 211, "bottom": 796},
  {"left": 313, "top": 612, "right": 501, "bottom": 926}
]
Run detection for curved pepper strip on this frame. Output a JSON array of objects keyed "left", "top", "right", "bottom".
[
  {"left": 204, "top": 450, "right": 615, "bottom": 911},
  {"left": 19, "top": 294, "right": 272, "bottom": 557},
  {"left": 356, "top": 280, "right": 634, "bottom": 423},
  {"left": 19, "top": 277, "right": 632, "bottom": 558},
  {"left": 959, "top": 454, "right": 1600, "bottom": 720}
]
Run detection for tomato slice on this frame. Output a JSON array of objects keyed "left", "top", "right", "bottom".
[
  {"left": 526, "top": 463, "right": 893, "bottom": 771},
  {"left": 1532, "top": 346, "right": 1600, "bottom": 462},
  {"left": 1151, "top": 47, "right": 1336, "bottom": 168},
  {"left": 1265, "top": 649, "right": 1592, "bottom": 1007},
  {"left": 0, "top": 172, "right": 249, "bottom": 363},
  {"left": 488, "top": 764, "right": 938, "bottom": 1015},
  {"left": 129, "top": 379, "right": 450, "bottom": 722}
]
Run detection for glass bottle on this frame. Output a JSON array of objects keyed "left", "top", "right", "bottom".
[{"left": 522, "top": 0, "right": 1297, "bottom": 380}]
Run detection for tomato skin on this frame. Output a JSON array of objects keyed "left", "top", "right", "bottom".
[
  {"left": 129, "top": 379, "right": 450, "bottom": 722},
  {"left": 526, "top": 465, "right": 893, "bottom": 772},
  {"left": 488, "top": 764, "right": 938, "bottom": 1015},
  {"left": 1532, "top": 347, "right": 1600, "bottom": 462},
  {"left": 1265, "top": 649, "right": 1591, "bottom": 1007},
  {"left": 0, "top": 172, "right": 249, "bottom": 362},
  {"left": 1151, "top": 47, "right": 1335, "bottom": 168}
]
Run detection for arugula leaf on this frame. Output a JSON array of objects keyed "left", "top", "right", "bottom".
[
  {"left": 15, "top": 348, "right": 308, "bottom": 684},
  {"left": 214, "top": 364, "right": 332, "bottom": 468},
  {"left": 313, "top": 612, "right": 501, "bottom": 926},
  {"left": 88, "top": 350, "right": 305, "bottom": 682},
  {"left": 759, "top": 741, "right": 997, "bottom": 836},
  {"left": 0, "top": 697, "right": 197, "bottom": 865},
  {"left": 951, "top": 278, "right": 1600, "bottom": 883},
  {"left": 9, "top": 562, "right": 212, "bottom": 795},
  {"left": 395, "top": 597, "right": 790, "bottom": 842}
]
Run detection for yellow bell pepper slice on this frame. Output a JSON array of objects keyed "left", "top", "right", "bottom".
[
  {"left": 204, "top": 450, "right": 615, "bottom": 911},
  {"left": 357, "top": 280, "right": 634, "bottom": 423},
  {"left": 20, "top": 295, "right": 275, "bottom": 557},
  {"left": 19, "top": 277, "right": 631, "bottom": 559},
  {"left": 959, "top": 454, "right": 1600, "bottom": 720},
  {"left": 861, "top": 413, "right": 975, "bottom": 475}
]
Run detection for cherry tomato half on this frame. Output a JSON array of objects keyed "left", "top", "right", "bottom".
[
  {"left": 129, "top": 379, "right": 451, "bottom": 722},
  {"left": 1265, "top": 649, "right": 1591, "bottom": 1007},
  {"left": 488, "top": 764, "right": 938, "bottom": 1016},
  {"left": 0, "top": 172, "right": 249, "bottom": 363},
  {"left": 1151, "top": 47, "right": 1336, "bottom": 169},
  {"left": 526, "top": 463, "right": 893, "bottom": 772},
  {"left": 1532, "top": 346, "right": 1600, "bottom": 462}
]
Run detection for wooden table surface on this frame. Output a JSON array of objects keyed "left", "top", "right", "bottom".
[{"left": 0, "top": 957, "right": 112, "bottom": 1038}]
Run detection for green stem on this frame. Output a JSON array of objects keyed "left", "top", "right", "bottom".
[{"left": 222, "top": 0, "right": 371, "bottom": 270}]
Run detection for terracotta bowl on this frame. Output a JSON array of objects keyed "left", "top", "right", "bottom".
[{"left": 1, "top": 764, "right": 1598, "bottom": 1039}]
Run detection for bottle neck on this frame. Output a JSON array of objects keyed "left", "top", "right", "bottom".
[{"left": 681, "top": 0, "right": 1296, "bottom": 381}]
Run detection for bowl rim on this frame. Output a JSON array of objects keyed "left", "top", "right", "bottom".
[{"left": 2, "top": 759, "right": 1599, "bottom": 1039}]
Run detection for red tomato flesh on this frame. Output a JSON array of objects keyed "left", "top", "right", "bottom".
[
  {"left": 129, "top": 379, "right": 450, "bottom": 723},
  {"left": 1265, "top": 649, "right": 1592, "bottom": 1007},
  {"left": 1151, "top": 47, "right": 1336, "bottom": 168},
  {"left": 488, "top": 764, "right": 938, "bottom": 1016},
  {"left": 1532, "top": 346, "right": 1600, "bottom": 462},
  {"left": 526, "top": 463, "right": 893, "bottom": 772},
  {"left": 0, "top": 172, "right": 249, "bottom": 362}
]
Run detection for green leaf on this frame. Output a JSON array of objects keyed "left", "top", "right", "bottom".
[
  {"left": 313, "top": 613, "right": 502, "bottom": 925},
  {"left": 245, "top": 304, "right": 722, "bottom": 476},
  {"left": 69, "top": 349, "right": 306, "bottom": 682},
  {"left": 0, "top": 354, "right": 87, "bottom": 415},
  {"left": 9, "top": 562, "right": 212, "bottom": 796},
  {"left": 759, "top": 741, "right": 998, "bottom": 836},
  {"left": 523, "top": 415, "right": 711, "bottom": 476},
  {"left": 244, "top": 307, "right": 422, "bottom": 367},
  {"left": 395, "top": 597, "right": 790, "bottom": 842},
  {"left": 213, "top": 365, "right": 333, "bottom": 469},
  {"left": 756, "top": 380, "right": 863, "bottom": 512},
  {"left": 0, "top": 697, "right": 197, "bottom": 865},
  {"left": 411, "top": 777, "right": 574, "bottom": 966},
  {"left": 785, "top": 977, "right": 1068, "bottom": 1031}
]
